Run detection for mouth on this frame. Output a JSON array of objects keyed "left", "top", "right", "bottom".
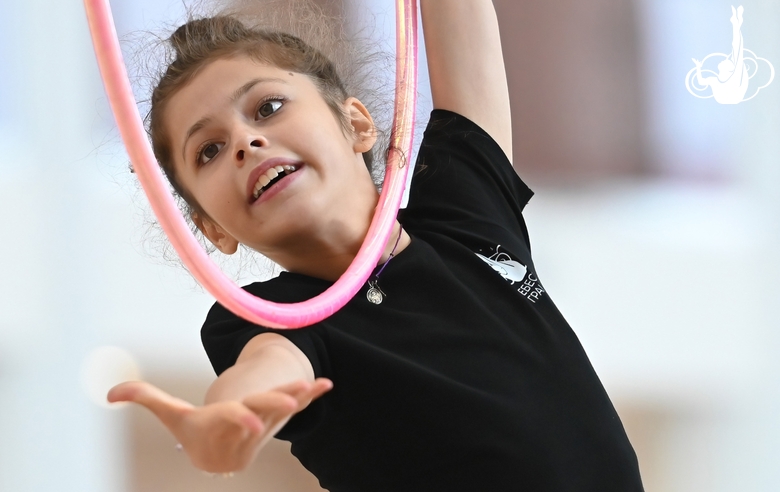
[{"left": 247, "top": 158, "right": 303, "bottom": 204}]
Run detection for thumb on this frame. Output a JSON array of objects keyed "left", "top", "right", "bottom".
[{"left": 108, "top": 381, "right": 194, "bottom": 426}]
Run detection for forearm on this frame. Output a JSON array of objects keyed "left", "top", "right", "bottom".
[
  {"left": 205, "top": 335, "right": 314, "bottom": 404},
  {"left": 419, "top": 0, "right": 513, "bottom": 161}
]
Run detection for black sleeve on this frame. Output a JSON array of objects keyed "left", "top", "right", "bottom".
[
  {"left": 399, "top": 109, "right": 534, "bottom": 249},
  {"left": 200, "top": 282, "right": 331, "bottom": 440},
  {"left": 200, "top": 294, "right": 327, "bottom": 380}
]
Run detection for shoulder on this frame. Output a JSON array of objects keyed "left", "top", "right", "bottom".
[
  {"left": 399, "top": 111, "right": 533, "bottom": 252},
  {"left": 417, "top": 109, "right": 519, "bottom": 181},
  {"left": 201, "top": 273, "right": 328, "bottom": 376},
  {"left": 414, "top": 109, "right": 531, "bottom": 195}
]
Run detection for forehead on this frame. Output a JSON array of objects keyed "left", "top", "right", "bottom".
[{"left": 163, "top": 56, "right": 318, "bottom": 141}]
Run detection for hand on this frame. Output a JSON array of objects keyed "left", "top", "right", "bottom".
[
  {"left": 692, "top": 58, "right": 703, "bottom": 68},
  {"left": 108, "top": 378, "right": 333, "bottom": 473}
]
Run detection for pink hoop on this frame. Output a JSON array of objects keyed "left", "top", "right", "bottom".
[{"left": 83, "top": 0, "right": 418, "bottom": 328}]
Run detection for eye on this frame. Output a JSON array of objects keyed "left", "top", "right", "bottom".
[
  {"left": 257, "top": 98, "right": 285, "bottom": 119},
  {"left": 197, "top": 142, "right": 224, "bottom": 165}
]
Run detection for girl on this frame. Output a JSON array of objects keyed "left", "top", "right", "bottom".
[{"left": 109, "top": 2, "right": 645, "bottom": 490}]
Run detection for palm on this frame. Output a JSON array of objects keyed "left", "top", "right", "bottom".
[{"left": 108, "top": 378, "right": 332, "bottom": 473}]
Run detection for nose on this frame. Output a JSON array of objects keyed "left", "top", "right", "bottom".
[{"left": 235, "top": 136, "right": 267, "bottom": 165}]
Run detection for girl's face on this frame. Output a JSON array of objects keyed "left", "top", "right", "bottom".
[{"left": 163, "top": 56, "right": 378, "bottom": 267}]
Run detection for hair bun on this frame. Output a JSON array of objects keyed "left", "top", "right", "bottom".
[{"left": 169, "top": 16, "right": 250, "bottom": 60}]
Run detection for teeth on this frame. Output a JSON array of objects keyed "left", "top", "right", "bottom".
[{"left": 253, "top": 164, "right": 299, "bottom": 200}]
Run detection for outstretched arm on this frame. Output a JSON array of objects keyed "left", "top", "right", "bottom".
[
  {"left": 109, "top": 334, "right": 331, "bottom": 473},
  {"left": 420, "top": 0, "right": 513, "bottom": 162}
]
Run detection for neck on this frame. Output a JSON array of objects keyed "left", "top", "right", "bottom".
[
  {"left": 273, "top": 220, "right": 410, "bottom": 282},
  {"left": 261, "top": 164, "right": 411, "bottom": 281}
]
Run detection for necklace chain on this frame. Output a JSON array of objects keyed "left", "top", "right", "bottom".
[{"left": 366, "top": 226, "right": 403, "bottom": 305}]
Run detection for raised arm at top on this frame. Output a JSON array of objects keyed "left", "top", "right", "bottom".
[{"left": 420, "top": 0, "right": 513, "bottom": 162}]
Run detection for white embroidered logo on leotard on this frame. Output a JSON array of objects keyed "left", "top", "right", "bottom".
[{"left": 476, "top": 246, "right": 545, "bottom": 304}]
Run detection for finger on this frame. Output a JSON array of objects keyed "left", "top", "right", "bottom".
[
  {"left": 290, "top": 378, "right": 333, "bottom": 403},
  {"left": 267, "top": 379, "right": 311, "bottom": 396},
  {"left": 261, "top": 381, "right": 316, "bottom": 412},
  {"left": 307, "top": 378, "right": 334, "bottom": 402},
  {"left": 242, "top": 394, "right": 299, "bottom": 438},
  {"left": 271, "top": 378, "right": 333, "bottom": 416},
  {"left": 108, "top": 381, "right": 194, "bottom": 425},
  {"left": 242, "top": 391, "right": 299, "bottom": 417},
  {"left": 241, "top": 382, "right": 331, "bottom": 454},
  {"left": 175, "top": 402, "right": 267, "bottom": 473},
  {"left": 272, "top": 378, "right": 333, "bottom": 403},
  {"left": 225, "top": 405, "right": 266, "bottom": 436},
  {"left": 190, "top": 401, "right": 265, "bottom": 434}
]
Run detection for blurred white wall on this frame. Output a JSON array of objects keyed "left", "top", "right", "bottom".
[
  {"left": 0, "top": 0, "right": 778, "bottom": 491},
  {"left": 0, "top": 0, "right": 210, "bottom": 491}
]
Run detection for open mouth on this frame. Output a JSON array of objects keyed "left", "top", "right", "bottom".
[{"left": 250, "top": 164, "right": 300, "bottom": 203}]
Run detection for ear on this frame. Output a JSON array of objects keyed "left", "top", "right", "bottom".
[
  {"left": 191, "top": 212, "right": 239, "bottom": 255},
  {"left": 344, "top": 97, "right": 378, "bottom": 153}
]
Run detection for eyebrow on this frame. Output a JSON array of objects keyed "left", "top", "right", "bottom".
[
  {"left": 181, "top": 77, "right": 291, "bottom": 162},
  {"left": 230, "top": 77, "right": 289, "bottom": 103}
]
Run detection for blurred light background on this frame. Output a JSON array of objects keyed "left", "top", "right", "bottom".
[{"left": 0, "top": 0, "right": 778, "bottom": 491}]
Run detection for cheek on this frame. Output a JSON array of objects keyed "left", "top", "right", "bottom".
[
  {"left": 292, "top": 111, "right": 351, "bottom": 150},
  {"left": 191, "top": 171, "right": 236, "bottom": 215}
]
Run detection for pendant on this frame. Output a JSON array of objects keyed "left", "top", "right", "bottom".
[{"left": 366, "top": 280, "right": 385, "bottom": 305}]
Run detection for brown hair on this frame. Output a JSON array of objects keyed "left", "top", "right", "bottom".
[{"left": 148, "top": 10, "right": 382, "bottom": 215}]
